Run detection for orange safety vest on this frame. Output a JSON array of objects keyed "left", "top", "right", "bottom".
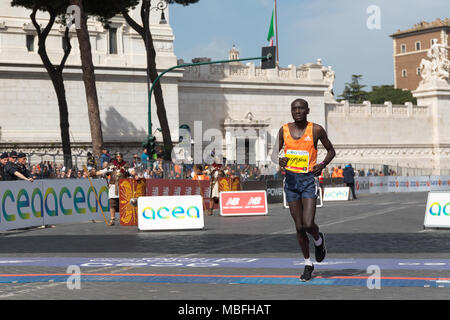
[
  {"left": 283, "top": 122, "right": 317, "bottom": 173},
  {"left": 331, "top": 168, "right": 339, "bottom": 178}
]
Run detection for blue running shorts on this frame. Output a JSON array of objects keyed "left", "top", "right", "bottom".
[{"left": 284, "top": 170, "right": 318, "bottom": 202}]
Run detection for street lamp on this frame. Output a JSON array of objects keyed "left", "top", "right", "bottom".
[{"left": 152, "top": 0, "right": 168, "bottom": 24}]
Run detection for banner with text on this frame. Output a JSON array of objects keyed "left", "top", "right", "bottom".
[
  {"left": 0, "top": 179, "right": 109, "bottom": 231},
  {"left": 424, "top": 192, "right": 450, "bottom": 229},
  {"left": 137, "top": 195, "right": 204, "bottom": 231},
  {"left": 220, "top": 191, "right": 268, "bottom": 216},
  {"left": 323, "top": 187, "right": 350, "bottom": 201},
  {"left": 355, "top": 176, "right": 450, "bottom": 194}
]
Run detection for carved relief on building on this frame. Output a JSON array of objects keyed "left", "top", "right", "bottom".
[{"left": 154, "top": 40, "right": 174, "bottom": 53}]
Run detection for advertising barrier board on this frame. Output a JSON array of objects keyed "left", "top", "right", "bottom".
[
  {"left": 323, "top": 187, "right": 350, "bottom": 201},
  {"left": 137, "top": 195, "right": 204, "bottom": 231},
  {"left": 424, "top": 192, "right": 450, "bottom": 229},
  {"left": 0, "top": 181, "right": 45, "bottom": 230},
  {"left": 355, "top": 177, "right": 370, "bottom": 195},
  {"left": 369, "top": 176, "right": 389, "bottom": 194},
  {"left": 266, "top": 180, "right": 283, "bottom": 204},
  {"left": 41, "top": 179, "right": 109, "bottom": 226},
  {"left": 144, "top": 179, "right": 217, "bottom": 209},
  {"left": 355, "top": 176, "right": 450, "bottom": 194},
  {"left": 429, "top": 176, "right": 450, "bottom": 192},
  {"left": 0, "top": 179, "right": 108, "bottom": 231},
  {"left": 220, "top": 191, "right": 268, "bottom": 216},
  {"left": 241, "top": 180, "right": 266, "bottom": 191}
]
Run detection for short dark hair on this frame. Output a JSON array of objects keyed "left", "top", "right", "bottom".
[{"left": 291, "top": 98, "right": 309, "bottom": 108}]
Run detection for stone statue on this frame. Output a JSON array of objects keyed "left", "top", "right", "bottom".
[
  {"left": 322, "top": 66, "right": 335, "bottom": 95},
  {"left": 419, "top": 43, "right": 450, "bottom": 87}
]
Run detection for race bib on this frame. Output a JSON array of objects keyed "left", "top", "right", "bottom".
[{"left": 285, "top": 150, "right": 309, "bottom": 173}]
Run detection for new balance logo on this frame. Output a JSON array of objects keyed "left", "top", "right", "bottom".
[
  {"left": 247, "top": 197, "right": 262, "bottom": 205},
  {"left": 226, "top": 198, "right": 240, "bottom": 206}
]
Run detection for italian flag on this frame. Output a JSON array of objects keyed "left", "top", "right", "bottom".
[{"left": 267, "top": 8, "right": 275, "bottom": 46}]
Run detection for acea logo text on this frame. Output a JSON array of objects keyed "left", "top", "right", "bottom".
[
  {"left": 1, "top": 185, "right": 109, "bottom": 222},
  {"left": 429, "top": 202, "right": 450, "bottom": 216},
  {"left": 142, "top": 205, "right": 200, "bottom": 220}
]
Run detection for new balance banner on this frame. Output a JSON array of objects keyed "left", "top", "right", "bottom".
[{"left": 220, "top": 191, "right": 268, "bottom": 216}]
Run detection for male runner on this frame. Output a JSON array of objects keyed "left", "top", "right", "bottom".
[{"left": 277, "top": 98, "right": 336, "bottom": 281}]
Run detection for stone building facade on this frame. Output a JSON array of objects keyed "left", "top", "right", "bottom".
[
  {"left": 390, "top": 18, "right": 449, "bottom": 91},
  {"left": 0, "top": 4, "right": 449, "bottom": 174}
]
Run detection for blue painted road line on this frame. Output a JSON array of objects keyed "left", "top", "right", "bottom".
[
  {"left": 0, "top": 273, "right": 449, "bottom": 288},
  {"left": 1, "top": 257, "right": 450, "bottom": 270}
]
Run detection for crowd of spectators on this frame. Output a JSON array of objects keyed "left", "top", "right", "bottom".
[
  {"left": 321, "top": 166, "right": 398, "bottom": 178},
  {"left": 1, "top": 146, "right": 400, "bottom": 183},
  {"left": 0, "top": 147, "right": 276, "bottom": 182}
]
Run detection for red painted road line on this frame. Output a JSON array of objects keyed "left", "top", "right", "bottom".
[{"left": 0, "top": 273, "right": 449, "bottom": 281}]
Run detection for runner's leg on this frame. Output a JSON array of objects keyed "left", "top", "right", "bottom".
[
  {"left": 301, "top": 197, "right": 320, "bottom": 241},
  {"left": 302, "top": 197, "right": 327, "bottom": 263},
  {"left": 288, "top": 200, "right": 310, "bottom": 259}
]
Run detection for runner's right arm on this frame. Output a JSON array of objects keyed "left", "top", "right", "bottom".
[{"left": 277, "top": 127, "right": 288, "bottom": 168}]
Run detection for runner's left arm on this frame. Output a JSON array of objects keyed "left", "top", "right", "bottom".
[{"left": 312, "top": 124, "right": 336, "bottom": 176}]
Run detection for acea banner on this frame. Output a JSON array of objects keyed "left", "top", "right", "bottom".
[
  {"left": 137, "top": 195, "right": 204, "bottom": 231},
  {"left": 424, "top": 192, "right": 450, "bottom": 229},
  {"left": 323, "top": 187, "right": 350, "bottom": 201},
  {"left": 41, "top": 179, "right": 109, "bottom": 226},
  {"left": 0, "top": 179, "right": 109, "bottom": 231}
]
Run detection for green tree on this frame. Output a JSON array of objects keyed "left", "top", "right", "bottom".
[
  {"left": 367, "top": 85, "right": 417, "bottom": 104},
  {"left": 112, "top": 0, "right": 200, "bottom": 160},
  {"left": 11, "top": 0, "right": 74, "bottom": 168},
  {"left": 339, "top": 74, "right": 368, "bottom": 103}
]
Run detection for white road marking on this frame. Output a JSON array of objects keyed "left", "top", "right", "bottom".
[{"left": 320, "top": 205, "right": 410, "bottom": 228}]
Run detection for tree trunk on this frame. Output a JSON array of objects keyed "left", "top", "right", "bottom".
[
  {"left": 31, "top": 7, "right": 73, "bottom": 168},
  {"left": 144, "top": 28, "right": 173, "bottom": 160},
  {"left": 71, "top": 0, "right": 104, "bottom": 159},
  {"left": 119, "top": 0, "right": 173, "bottom": 160},
  {"left": 52, "top": 75, "right": 73, "bottom": 168}
]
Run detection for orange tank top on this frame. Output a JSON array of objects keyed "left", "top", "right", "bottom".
[{"left": 283, "top": 122, "right": 317, "bottom": 173}]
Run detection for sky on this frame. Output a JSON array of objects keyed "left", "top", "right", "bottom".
[{"left": 169, "top": 0, "right": 449, "bottom": 96}]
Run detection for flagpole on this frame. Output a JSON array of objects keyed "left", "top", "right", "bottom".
[{"left": 274, "top": 0, "right": 279, "bottom": 65}]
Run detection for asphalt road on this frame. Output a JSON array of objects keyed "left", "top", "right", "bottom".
[{"left": 0, "top": 191, "right": 449, "bottom": 302}]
